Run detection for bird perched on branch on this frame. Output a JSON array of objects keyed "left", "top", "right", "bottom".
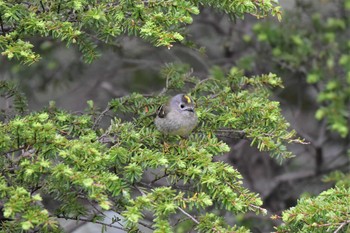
[{"left": 155, "top": 94, "right": 198, "bottom": 137}]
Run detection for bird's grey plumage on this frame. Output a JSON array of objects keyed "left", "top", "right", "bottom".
[{"left": 155, "top": 94, "right": 198, "bottom": 137}]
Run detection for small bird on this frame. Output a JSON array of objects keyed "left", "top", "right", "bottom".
[{"left": 155, "top": 94, "right": 198, "bottom": 137}]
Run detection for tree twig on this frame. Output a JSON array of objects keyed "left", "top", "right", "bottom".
[
  {"left": 249, "top": 204, "right": 267, "bottom": 214},
  {"left": 149, "top": 171, "right": 169, "bottom": 185},
  {"left": 334, "top": 220, "right": 350, "bottom": 233},
  {"left": 177, "top": 207, "right": 199, "bottom": 225},
  {"left": 134, "top": 185, "right": 146, "bottom": 196},
  {"left": 158, "top": 73, "right": 170, "bottom": 96},
  {"left": 92, "top": 105, "right": 112, "bottom": 129},
  {"left": 138, "top": 221, "right": 155, "bottom": 231},
  {"left": 1, "top": 147, "right": 26, "bottom": 157},
  {"left": 0, "top": 14, "right": 5, "bottom": 36},
  {"left": 56, "top": 215, "right": 126, "bottom": 231},
  {"left": 40, "top": 1, "right": 46, "bottom": 12},
  {"left": 134, "top": 185, "right": 199, "bottom": 225},
  {"left": 215, "top": 128, "right": 246, "bottom": 139},
  {"left": 193, "top": 77, "right": 215, "bottom": 91},
  {"left": 87, "top": 199, "right": 108, "bottom": 218}
]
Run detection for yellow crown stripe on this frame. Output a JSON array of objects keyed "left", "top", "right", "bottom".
[{"left": 184, "top": 95, "right": 191, "bottom": 103}]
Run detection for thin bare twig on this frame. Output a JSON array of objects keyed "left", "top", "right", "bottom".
[
  {"left": 158, "top": 73, "right": 170, "bottom": 96},
  {"left": 56, "top": 215, "right": 126, "bottom": 231},
  {"left": 1, "top": 147, "right": 26, "bottom": 157},
  {"left": 134, "top": 185, "right": 199, "bottom": 225},
  {"left": 134, "top": 185, "right": 146, "bottom": 196},
  {"left": 92, "top": 105, "right": 112, "bottom": 129},
  {"left": 149, "top": 171, "right": 169, "bottom": 185},
  {"left": 177, "top": 207, "right": 199, "bottom": 225},
  {"left": 138, "top": 221, "right": 155, "bottom": 230},
  {"left": 334, "top": 220, "right": 350, "bottom": 233},
  {"left": 193, "top": 77, "right": 214, "bottom": 91},
  {"left": 87, "top": 199, "right": 108, "bottom": 218},
  {"left": 249, "top": 204, "right": 267, "bottom": 214}
]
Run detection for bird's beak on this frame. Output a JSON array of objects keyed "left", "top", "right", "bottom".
[{"left": 185, "top": 107, "right": 194, "bottom": 112}]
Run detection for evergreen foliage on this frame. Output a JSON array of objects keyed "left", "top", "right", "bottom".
[
  {"left": 0, "top": 80, "right": 28, "bottom": 119},
  {"left": 276, "top": 186, "right": 350, "bottom": 233},
  {"left": 1, "top": 0, "right": 349, "bottom": 232},
  {"left": 239, "top": 1, "right": 350, "bottom": 232},
  {"left": 0, "top": 0, "right": 281, "bottom": 63},
  {"left": 0, "top": 65, "right": 298, "bottom": 232},
  {"left": 247, "top": 0, "right": 350, "bottom": 138}
]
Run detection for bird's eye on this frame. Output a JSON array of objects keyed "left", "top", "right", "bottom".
[{"left": 180, "top": 104, "right": 185, "bottom": 109}]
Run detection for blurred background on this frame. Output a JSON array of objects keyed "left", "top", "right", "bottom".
[{"left": 1, "top": 0, "right": 349, "bottom": 232}]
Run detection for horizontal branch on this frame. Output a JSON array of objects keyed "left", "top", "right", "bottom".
[
  {"left": 215, "top": 128, "right": 246, "bottom": 139},
  {"left": 56, "top": 215, "right": 126, "bottom": 232},
  {"left": 1, "top": 146, "right": 26, "bottom": 157}
]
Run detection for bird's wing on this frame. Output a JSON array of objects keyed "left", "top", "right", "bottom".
[
  {"left": 156, "top": 104, "right": 169, "bottom": 118},
  {"left": 157, "top": 105, "right": 166, "bottom": 118}
]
